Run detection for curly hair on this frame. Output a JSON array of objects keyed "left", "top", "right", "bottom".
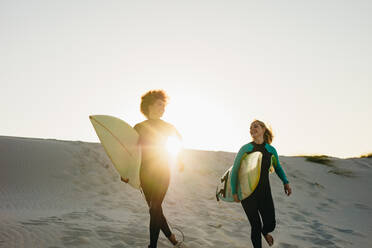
[
  {"left": 252, "top": 120, "right": 274, "bottom": 144},
  {"left": 140, "top": 90, "right": 168, "bottom": 118}
]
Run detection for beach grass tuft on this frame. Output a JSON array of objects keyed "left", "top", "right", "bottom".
[
  {"left": 328, "top": 169, "right": 355, "bottom": 178},
  {"left": 360, "top": 153, "right": 372, "bottom": 158},
  {"left": 303, "top": 155, "right": 333, "bottom": 166}
]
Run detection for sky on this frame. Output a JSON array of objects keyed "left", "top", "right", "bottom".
[{"left": 1, "top": 0, "right": 371, "bottom": 158}]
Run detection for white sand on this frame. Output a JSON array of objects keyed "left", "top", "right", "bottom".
[{"left": 0, "top": 136, "right": 371, "bottom": 248}]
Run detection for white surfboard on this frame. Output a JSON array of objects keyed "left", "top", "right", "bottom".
[
  {"left": 89, "top": 115, "right": 141, "bottom": 189},
  {"left": 216, "top": 151, "right": 263, "bottom": 202}
]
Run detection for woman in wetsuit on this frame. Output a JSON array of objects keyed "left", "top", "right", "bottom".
[
  {"left": 133, "top": 90, "right": 182, "bottom": 248},
  {"left": 230, "top": 120, "right": 292, "bottom": 248}
]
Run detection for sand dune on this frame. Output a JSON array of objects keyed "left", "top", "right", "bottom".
[{"left": 0, "top": 136, "right": 371, "bottom": 248}]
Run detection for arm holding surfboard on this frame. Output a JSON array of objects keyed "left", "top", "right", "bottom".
[
  {"left": 133, "top": 90, "right": 184, "bottom": 247},
  {"left": 230, "top": 143, "right": 254, "bottom": 202}
]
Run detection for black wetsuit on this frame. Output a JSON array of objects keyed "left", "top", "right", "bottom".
[
  {"left": 242, "top": 143, "right": 275, "bottom": 248},
  {"left": 134, "top": 119, "right": 179, "bottom": 248}
]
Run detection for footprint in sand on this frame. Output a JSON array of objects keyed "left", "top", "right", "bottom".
[
  {"left": 354, "top": 203, "right": 371, "bottom": 211},
  {"left": 95, "top": 225, "right": 146, "bottom": 246},
  {"left": 288, "top": 211, "right": 307, "bottom": 223},
  {"left": 278, "top": 242, "right": 299, "bottom": 248},
  {"left": 298, "top": 209, "right": 313, "bottom": 217},
  {"left": 291, "top": 233, "right": 340, "bottom": 248},
  {"left": 61, "top": 229, "right": 92, "bottom": 247},
  {"left": 317, "top": 202, "right": 334, "bottom": 212},
  {"left": 326, "top": 197, "right": 338, "bottom": 204},
  {"left": 207, "top": 223, "right": 222, "bottom": 229},
  {"left": 95, "top": 226, "right": 125, "bottom": 241},
  {"left": 111, "top": 244, "right": 128, "bottom": 248},
  {"left": 331, "top": 226, "right": 365, "bottom": 238},
  {"left": 20, "top": 216, "right": 64, "bottom": 226}
]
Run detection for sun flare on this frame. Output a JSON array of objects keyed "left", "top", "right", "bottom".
[{"left": 166, "top": 136, "right": 183, "bottom": 158}]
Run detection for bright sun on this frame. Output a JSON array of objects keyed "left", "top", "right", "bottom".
[{"left": 166, "top": 136, "right": 183, "bottom": 158}]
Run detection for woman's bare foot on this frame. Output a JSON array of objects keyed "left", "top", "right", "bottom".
[
  {"left": 168, "top": 234, "right": 178, "bottom": 245},
  {"left": 264, "top": 234, "right": 274, "bottom": 246}
]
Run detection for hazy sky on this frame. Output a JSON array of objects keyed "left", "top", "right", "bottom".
[{"left": 1, "top": 0, "right": 371, "bottom": 158}]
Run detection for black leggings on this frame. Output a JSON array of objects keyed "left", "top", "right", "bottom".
[
  {"left": 241, "top": 187, "right": 276, "bottom": 248},
  {"left": 141, "top": 172, "right": 172, "bottom": 248}
]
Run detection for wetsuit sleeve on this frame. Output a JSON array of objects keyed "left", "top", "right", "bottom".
[
  {"left": 231, "top": 144, "right": 252, "bottom": 195},
  {"left": 271, "top": 147, "right": 289, "bottom": 185}
]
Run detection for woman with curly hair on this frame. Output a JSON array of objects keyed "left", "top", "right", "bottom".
[{"left": 132, "top": 90, "right": 183, "bottom": 248}]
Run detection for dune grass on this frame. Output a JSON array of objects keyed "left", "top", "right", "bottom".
[
  {"left": 328, "top": 169, "right": 355, "bottom": 178},
  {"left": 360, "top": 153, "right": 372, "bottom": 158},
  {"left": 303, "top": 155, "right": 333, "bottom": 166},
  {"left": 301, "top": 155, "right": 355, "bottom": 178}
]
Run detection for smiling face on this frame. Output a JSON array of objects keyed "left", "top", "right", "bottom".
[
  {"left": 250, "top": 121, "right": 265, "bottom": 140},
  {"left": 148, "top": 99, "right": 166, "bottom": 120}
]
